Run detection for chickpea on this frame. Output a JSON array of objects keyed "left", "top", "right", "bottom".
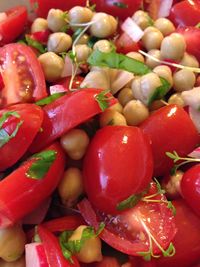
[
  {"left": 38, "top": 52, "right": 64, "bottom": 82},
  {"left": 58, "top": 168, "right": 83, "bottom": 207},
  {"left": 0, "top": 224, "right": 26, "bottom": 262},
  {"left": 168, "top": 93, "right": 185, "bottom": 107},
  {"left": 126, "top": 52, "right": 145, "bottom": 63},
  {"left": 142, "top": 27, "right": 164, "bottom": 51},
  {"left": 180, "top": 52, "right": 199, "bottom": 68},
  {"left": 60, "top": 129, "right": 89, "bottom": 160},
  {"left": 160, "top": 33, "right": 186, "bottom": 61},
  {"left": 149, "top": 99, "right": 165, "bottom": 111},
  {"left": 47, "top": 32, "right": 72, "bottom": 53},
  {"left": 90, "top": 13, "right": 117, "bottom": 38},
  {"left": 145, "top": 49, "right": 162, "bottom": 69},
  {"left": 76, "top": 33, "right": 90, "bottom": 45},
  {"left": 123, "top": 99, "right": 149, "bottom": 126},
  {"left": 154, "top": 18, "right": 175, "bottom": 36},
  {"left": 162, "top": 170, "right": 183, "bottom": 199},
  {"left": 31, "top": 18, "right": 48, "bottom": 33},
  {"left": 173, "top": 69, "right": 196, "bottom": 92},
  {"left": 94, "top": 40, "right": 113, "bottom": 53},
  {"left": 47, "top": 9, "right": 67, "bottom": 32},
  {"left": 118, "top": 87, "right": 135, "bottom": 106},
  {"left": 153, "top": 65, "right": 173, "bottom": 87},
  {"left": 108, "top": 102, "right": 123, "bottom": 113},
  {"left": 99, "top": 109, "right": 127, "bottom": 127},
  {"left": 0, "top": 257, "right": 25, "bottom": 267},
  {"left": 132, "top": 10, "right": 152, "bottom": 30},
  {"left": 74, "top": 44, "right": 92, "bottom": 63},
  {"left": 68, "top": 6, "right": 93, "bottom": 24},
  {"left": 131, "top": 76, "right": 143, "bottom": 100},
  {"left": 69, "top": 225, "right": 102, "bottom": 263},
  {"left": 81, "top": 70, "right": 110, "bottom": 90}
]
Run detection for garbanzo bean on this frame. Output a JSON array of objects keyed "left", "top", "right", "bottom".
[
  {"left": 126, "top": 52, "right": 145, "bottom": 63},
  {"left": 154, "top": 18, "right": 175, "bottom": 36},
  {"left": 149, "top": 99, "right": 165, "bottom": 111},
  {"left": 68, "top": 6, "right": 93, "bottom": 24},
  {"left": 173, "top": 69, "right": 196, "bottom": 92},
  {"left": 108, "top": 102, "right": 123, "bottom": 113},
  {"left": 81, "top": 70, "right": 110, "bottom": 90},
  {"left": 74, "top": 44, "right": 92, "bottom": 63},
  {"left": 31, "top": 18, "right": 48, "bottom": 33},
  {"left": 153, "top": 65, "right": 173, "bottom": 87},
  {"left": 47, "top": 9, "right": 67, "bottom": 32},
  {"left": 132, "top": 10, "right": 151, "bottom": 30},
  {"left": 118, "top": 87, "right": 135, "bottom": 106},
  {"left": 123, "top": 99, "right": 149, "bottom": 126},
  {"left": 99, "top": 109, "right": 127, "bottom": 127},
  {"left": 60, "top": 129, "right": 89, "bottom": 160},
  {"left": 162, "top": 170, "right": 183, "bottom": 199},
  {"left": 58, "top": 168, "right": 83, "bottom": 207},
  {"left": 68, "top": 225, "right": 102, "bottom": 263},
  {"left": 76, "top": 33, "right": 90, "bottom": 45},
  {"left": 168, "top": 93, "right": 185, "bottom": 107},
  {"left": 145, "top": 49, "right": 162, "bottom": 69},
  {"left": 0, "top": 257, "right": 25, "bottom": 267},
  {"left": 47, "top": 32, "right": 72, "bottom": 53},
  {"left": 38, "top": 52, "right": 64, "bottom": 82},
  {"left": 94, "top": 40, "right": 113, "bottom": 53},
  {"left": 142, "top": 27, "right": 164, "bottom": 51},
  {"left": 180, "top": 52, "right": 199, "bottom": 68},
  {"left": 0, "top": 224, "right": 26, "bottom": 262}
]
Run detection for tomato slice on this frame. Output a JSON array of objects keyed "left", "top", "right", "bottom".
[
  {"left": 0, "top": 43, "right": 47, "bottom": 108},
  {"left": 0, "top": 103, "right": 43, "bottom": 171},
  {"left": 115, "top": 32, "right": 140, "bottom": 54},
  {"left": 0, "top": 6, "right": 28, "bottom": 46}
]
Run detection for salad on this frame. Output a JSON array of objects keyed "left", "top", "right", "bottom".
[{"left": 0, "top": 0, "right": 200, "bottom": 266}]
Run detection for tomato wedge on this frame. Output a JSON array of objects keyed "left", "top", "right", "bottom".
[
  {"left": 0, "top": 6, "right": 28, "bottom": 46},
  {"left": 0, "top": 103, "right": 43, "bottom": 171},
  {"left": 0, "top": 43, "right": 47, "bottom": 108}
]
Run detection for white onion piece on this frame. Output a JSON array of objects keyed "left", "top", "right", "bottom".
[
  {"left": 25, "top": 243, "right": 48, "bottom": 267},
  {"left": 111, "top": 70, "right": 134, "bottom": 95},
  {"left": 188, "top": 146, "right": 200, "bottom": 159},
  {"left": 0, "top": 12, "right": 7, "bottom": 23},
  {"left": 181, "top": 87, "right": 200, "bottom": 110},
  {"left": 158, "top": 0, "right": 173, "bottom": 18},
  {"left": 49, "top": 84, "right": 67, "bottom": 95},
  {"left": 61, "top": 55, "right": 81, "bottom": 77},
  {"left": 189, "top": 106, "right": 200, "bottom": 133},
  {"left": 121, "top": 17, "right": 144, "bottom": 42}
]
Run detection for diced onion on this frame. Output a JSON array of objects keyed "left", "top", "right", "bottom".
[
  {"left": 121, "top": 17, "right": 144, "bottom": 42},
  {"left": 25, "top": 243, "right": 47, "bottom": 267},
  {"left": 111, "top": 70, "right": 134, "bottom": 95},
  {"left": 188, "top": 146, "right": 200, "bottom": 159},
  {"left": 181, "top": 87, "right": 200, "bottom": 110},
  {"left": 189, "top": 106, "right": 200, "bottom": 133},
  {"left": 158, "top": 0, "right": 173, "bottom": 18},
  {"left": 61, "top": 55, "right": 81, "bottom": 77},
  {"left": 0, "top": 12, "right": 7, "bottom": 23},
  {"left": 49, "top": 85, "right": 67, "bottom": 95}
]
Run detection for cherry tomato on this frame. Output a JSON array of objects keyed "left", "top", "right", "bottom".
[
  {"left": 0, "top": 6, "right": 28, "bottom": 46},
  {"left": 140, "top": 105, "right": 199, "bottom": 177},
  {"left": 31, "top": 29, "right": 51, "bottom": 44},
  {"left": 56, "top": 75, "right": 84, "bottom": 90},
  {"left": 0, "top": 103, "right": 43, "bottom": 171},
  {"left": 0, "top": 43, "right": 47, "bottom": 107},
  {"left": 115, "top": 32, "right": 140, "bottom": 54},
  {"left": 0, "top": 143, "right": 65, "bottom": 228},
  {"left": 83, "top": 126, "right": 153, "bottom": 214}
]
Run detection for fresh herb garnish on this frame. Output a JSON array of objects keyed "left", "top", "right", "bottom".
[
  {"left": 25, "top": 35, "right": 47, "bottom": 54},
  {"left": 72, "top": 28, "right": 84, "bottom": 41},
  {"left": 113, "top": 2, "right": 128, "bottom": 8},
  {"left": 26, "top": 150, "right": 56, "bottom": 179},
  {"left": 0, "top": 111, "right": 23, "bottom": 148},
  {"left": 36, "top": 92, "right": 66, "bottom": 106},
  {"left": 87, "top": 36, "right": 100, "bottom": 48},
  {"left": 95, "top": 89, "right": 113, "bottom": 111}
]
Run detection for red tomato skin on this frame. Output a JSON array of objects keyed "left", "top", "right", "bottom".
[
  {"left": 140, "top": 105, "right": 199, "bottom": 177},
  {"left": 30, "top": 88, "right": 117, "bottom": 153},
  {"left": 0, "top": 104, "right": 43, "bottom": 171},
  {"left": 0, "top": 6, "right": 28, "bottom": 46},
  {"left": 94, "top": 256, "right": 120, "bottom": 267},
  {"left": 83, "top": 126, "right": 153, "bottom": 214},
  {"left": 0, "top": 143, "right": 65, "bottom": 228},
  {"left": 115, "top": 32, "right": 140, "bottom": 54}
]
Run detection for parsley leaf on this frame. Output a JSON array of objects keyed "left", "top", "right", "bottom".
[
  {"left": 25, "top": 35, "right": 47, "bottom": 54},
  {"left": 95, "top": 89, "right": 112, "bottom": 111},
  {"left": 113, "top": 2, "right": 128, "bottom": 8},
  {"left": 36, "top": 92, "right": 66, "bottom": 106},
  {"left": 26, "top": 150, "right": 56, "bottom": 179}
]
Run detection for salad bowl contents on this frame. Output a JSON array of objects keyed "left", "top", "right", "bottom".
[{"left": 0, "top": 0, "right": 200, "bottom": 266}]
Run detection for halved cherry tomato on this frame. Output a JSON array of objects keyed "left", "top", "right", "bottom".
[
  {"left": 0, "top": 6, "right": 28, "bottom": 46},
  {"left": 0, "top": 143, "right": 65, "bottom": 228},
  {"left": 140, "top": 105, "right": 199, "bottom": 177},
  {"left": 30, "top": 88, "right": 117, "bottom": 153},
  {"left": 0, "top": 43, "right": 47, "bottom": 107},
  {"left": 0, "top": 103, "right": 43, "bottom": 171},
  {"left": 56, "top": 76, "right": 84, "bottom": 91},
  {"left": 115, "top": 32, "right": 140, "bottom": 54},
  {"left": 83, "top": 126, "right": 153, "bottom": 214},
  {"left": 31, "top": 30, "right": 51, "bottom": 45}
]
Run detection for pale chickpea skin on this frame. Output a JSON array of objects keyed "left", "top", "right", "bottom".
[
  {"left": 31, "top": 18, "right": 48, "bottom": 33},
  {"left": 126, "top": 52, "right": 145, "bottom": 63},
  {"left": 74, "top": 44, "right": 92, "bottom": 63},
  {"left": 180, "top": 52, "right": 199, "bottom": 68},
  {"left": 38, "top": 52, "right": 64, "bottom": 82},
  {"left": 160, "top": 33, "right": 186, "bottom": 61},
  {"left": 108, "top": 102, "right": 123, "bottom": 113},
  {"left": 60, "top": 129, "right": 89, "bottom": 160},
  {"left": 90, "top": 13, "right": 117, "bottom": 38},
  {"left": 47, "top": 32, "right": 72, "bottom": 53},
  {"left": 118, "top": 87, "right": 134, "bottom": 106},
  {"left": 154, "top": 18, "right": 175, "bottom": 36},
  {"left": 76, "top": 34, "right": 90, "bottom": 45},
  {"left": 99, "top": 109, "right": 127, "bottom": 127},
  {"left": 153, "top": 65, "right": 173, "bottom": 87},
  {"left": 145, "top": 49, "right": 162, "bottom": 69},
  {"left": 0, "top": 224, "right": 26, "bottom": 262},
  {"left": 58, "top": 168, "right": 83, "bottom": 207},
  {"left": 69, "top": 6, "right": 93, "bottom": 25},
  {"left": 123, "top": 100, "right": 149, "bottom": 126},
  {"left": 47, "top": 9, "right": 67, "bottom": 32},
  {"left": 132, "top": 10, "right": 152, "bottom": 30},
  {"left": 81, "top": 70, "right": 110, "bottom": 90},
  {"left": 68, "top": 225, "right": 102, "bottom": 263},
  {"left": 0, "top": 257, "right": 25, "bottom": 267},
  {"left": 173, "top": 69, "right": 196, "bottom": 92},
  {"left": 168, "top": 93, "right": 185, "bottom": 107},
  {"left": 94, "top": 40, "right": 113, "bottom": 53},
  {"left": 142, "top": 27, "right": 164, "bottom": 51}
]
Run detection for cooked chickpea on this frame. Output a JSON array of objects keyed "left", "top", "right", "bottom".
[
  {"left": 90, "top": 13, "right": 117, "bottom": 38},
  {"left": 180, "top": 52, "right": 199, "bottom": 68},
  {"left": 154, "top": 18, "right": 175, "bottom": 36},
  {"left": 145, "top": 49, "right": 162, "bottom": 69},
  {"left": 76, "top": 33, "right": 90, "bottom": 45},
  {"left": 0, "top": 257, "right": 25, "bottom": 267},
  {"left": 123, "top": 99, "right": 149, "bottom": 126},
  {"left": 118, "top": 87, "right": 134, "bottom": 106},
  {"left": 74, "top": 44, "right": 92, "bottom": 63},
  {"left": 162, "top": 170, "right": 183, "bottom": 199},
  {"left": 81, "top": 70, "right": 110, "bottom": 90},
  {"left": 108, "top": 102, "right": 123, "bottom": 113},
  {"left": 149, "top": 99, "right": 165, "bottom": 111},
  {"left": 60, "top": 129, "right": 89, "bottom": 160},
  {"left": 94, "top": 40, "right": 113, "bottom": 53},
  {"left": 153, "top": 65, "right": 173, "bottom": 87},
  {"left": 132, "top": 10, "right": 152, "bottom": 30},
  {"left": 99, "top": 109, "right": 127, "bottom": 127},
  {"left": 38, "top": 52, "right": 64, "bottom": 82},
  {"left": 126, "top": 52, "right": 145, "bottom": 63},
  {"left": 142, "top": 27, "right": 163, "bottom": 51},
  {"left": 173, "top": 69, "right": 196, "bottom": 92},
  {"left": 68, "top": 6, "right": 93, "bottom": 24},
  {"left": 58, "top": 168, "right": 83, "bottom": 207},
  {"left": 47, "top": 9, "right": 67, "bottom": 32},
  {"left": 69, "top": 225, "right": 102, "bottom": 263},
  {"left": 160, "top": 33, "right": 186, "bottom": 61},
  {"left": 131, "top": 76, "right": 142, "bottom": 100},
  {"left": 168, "top": 93, "right": 185, "bottom": 107},
  {"left": 31, "top": 18, "right": 48, "bottom": 33},
  {"left": 47, "top": 32, "right": 72, "bottom": 53},
  {"left": 0, "top": 224, "right": 26, "bottom": 262}
]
